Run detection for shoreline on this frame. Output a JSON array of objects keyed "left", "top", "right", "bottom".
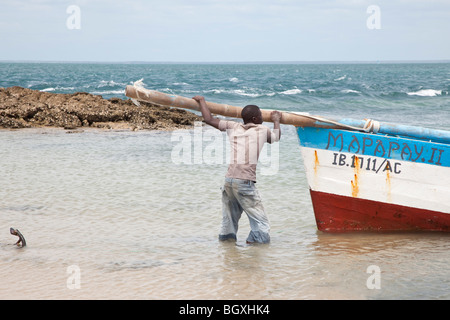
[{"left": 0, "top": 86, "right": 202, "bottom": 131}]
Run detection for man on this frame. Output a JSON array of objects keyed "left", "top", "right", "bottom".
[{"left": 192, "top": 96, "right": 282, "bottom": 244}]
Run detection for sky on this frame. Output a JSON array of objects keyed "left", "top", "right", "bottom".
[{"left": 1, "top": 0, "right": 449, "bottom": 62}]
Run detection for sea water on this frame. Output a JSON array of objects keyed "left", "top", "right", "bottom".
[{"left": 0, "top": 62, "right": 449, "bottom": 300}]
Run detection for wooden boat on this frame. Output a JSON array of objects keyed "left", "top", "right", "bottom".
[
  {"left": 125, "top": 85, "right": 450, "bottom": 232},
  {"left": 297, "top": 124, "right": 449, "bottom": 232}
]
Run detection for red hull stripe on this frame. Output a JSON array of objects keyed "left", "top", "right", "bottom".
[{"left": 310, "top": 190, "right": 450, "bottom": 232}]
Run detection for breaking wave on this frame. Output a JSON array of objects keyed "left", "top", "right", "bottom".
[
  {"left": 98, "top": 80, "right": 127, "bottom": 88},
  {"left": 334, "top": 75, "right": 347, "bottom": 81},
  {"left": 341, "top": 89, "right": 361, "bottom": 94},
  {"left": 90, "top": 90, "right": 125, "bottom": 95},
  {"left": 40, "top": 86, "right": 75, "bottom": 92},
  {"left": 407, "top": 89, "right": 442, "bottom": 97},
  {"left": 280, "top": 88, "right": 302, "bottom": 95}
]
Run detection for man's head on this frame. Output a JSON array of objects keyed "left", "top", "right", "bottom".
[{"left": 241, "top": 105, "right": 263, "bottom": 124}]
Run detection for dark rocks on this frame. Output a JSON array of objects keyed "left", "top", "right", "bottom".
[{"left": 0, "top": 86, "right": 202, "bottom": 130}]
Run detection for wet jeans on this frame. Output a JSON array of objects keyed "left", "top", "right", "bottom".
[{"left": 219, "top": 177, "right": 270, "bottom": 244}]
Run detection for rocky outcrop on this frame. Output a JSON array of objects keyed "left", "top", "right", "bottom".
[{"left": 0, "top": 86, "right": 202, "bottom": 130}]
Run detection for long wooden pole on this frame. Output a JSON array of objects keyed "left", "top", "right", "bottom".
[
  {"left": 125, "top": 85, "right": 450, "bottom": 143},
  {"left": 125, "top": 85, "right": 319, "bottom": 127}
]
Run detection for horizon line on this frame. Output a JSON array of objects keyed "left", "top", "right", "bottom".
[{"left": 1, "top": 59, "right": 450, "bottom": 64}]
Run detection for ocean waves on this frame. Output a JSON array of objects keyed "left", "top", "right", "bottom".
[
  {"left": 40, "top": 86, "right": 75, "bottom": 92},
  {"left": 34, "top": 79, "right": 130, "bottom": 97},
  {"left": 0, "top": 62, "right": 449, "bottom": 129},
  {"left": 199, "top": 87, "right": 306, "bottom": 98},
  {"left": 2, "top": 62, "right": 448, "bottom": 102},
  {"left": 162, "top": 85, "right": 448, "bottom": 100},
  {"left": 35, "top": 82, "right": 448, "bottom": 100}
]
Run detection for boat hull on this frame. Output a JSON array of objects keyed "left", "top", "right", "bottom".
[
  {"left": 297, "top": 126, "right": 450, "bottom": 232},
  {"left": 310, "top": 190, "right": 450, "bottom": 232}
]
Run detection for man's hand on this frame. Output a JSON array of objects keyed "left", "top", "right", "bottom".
[
  {"left": 192, "top": 95, "right": 220, "bottom": 129},
  {"left": 192, "top": 95, "right": 206, "bottom": 104},
  {"left": 270, "top": 110, "right": 282, "bottom": 123},
  {"left": 269, "top": 110, "right": 282, "bottom": 142}
]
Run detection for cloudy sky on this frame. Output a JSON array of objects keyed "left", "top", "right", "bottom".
[{"left": 1, "top": 0, "right": 449, "bottom": 62}]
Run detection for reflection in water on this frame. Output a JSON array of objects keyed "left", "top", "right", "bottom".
[{"left": 308, "top": 232, "right": 450, "bottom": 299}]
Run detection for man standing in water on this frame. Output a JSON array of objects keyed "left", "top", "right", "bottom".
[{"left": 192, "top": 96, "right": 282, "bottom": 244}]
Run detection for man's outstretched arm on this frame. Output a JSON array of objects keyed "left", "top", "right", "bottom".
[
  {"left": 270, "top": 110, "right": 282, "bottom": 142},
  {"left": 192, "top": 96, "right": 220, "bottom": 129}
]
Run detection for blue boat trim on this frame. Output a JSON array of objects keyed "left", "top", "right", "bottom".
[
  {"left": 337, "top": 119, "right": 450, "bottom": 145},
  {"left": 297, "top": 127, "right": 450, "bottom": 168}
]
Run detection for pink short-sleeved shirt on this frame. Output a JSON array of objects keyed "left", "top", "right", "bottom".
[{"left": 218, "top": 120, "right": 280, "bottom": 182}]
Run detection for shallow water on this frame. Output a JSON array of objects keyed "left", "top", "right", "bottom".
[
  {"left": 1, "top": 62, "right": 449, "bottom": 299},
  {"left": 1, "top": 127, "right": 448, "bottom": 300}
]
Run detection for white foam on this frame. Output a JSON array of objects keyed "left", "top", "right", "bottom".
[
  {"left": 90, "top": 90, "right": 125, "bottom": 95},
  {"left": 334, "top": 75, "right": 347, "bottom": 81},
  {"left": 341, "top": 89, "right": 360, "bottom": 94},
  {"left": 229, "top": 77, "right": 239, "bottom": 83},
  {"left": 99, "top": 80, "right": 127, "bottom": 87},
  {"left": 159, "top": 88, "right": 175, "bottom": 94},
  {"left": 204, "top": 88, "right": 263, "bottom": 97},
  {"left": 204, "top": 89, "right": 224, "bottom": 94},
  {"left": 280, "top": 88, "right": 302, "bottom": 95},
  {"left": 40, "top": 86, "right": 75, "bottom": 92},
  {"left": 233, "top": 89, "right": 260, "bottom": 97},
  {"left": 407, "top": 89, "right": 442, "bottom": 97},
  {"left": 203, "top": 87, "right": 303, "bottom": 97}
]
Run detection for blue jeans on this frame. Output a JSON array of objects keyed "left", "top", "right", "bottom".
[{"left": 219, "top": 177, "right": 270, "bottom": 244}]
